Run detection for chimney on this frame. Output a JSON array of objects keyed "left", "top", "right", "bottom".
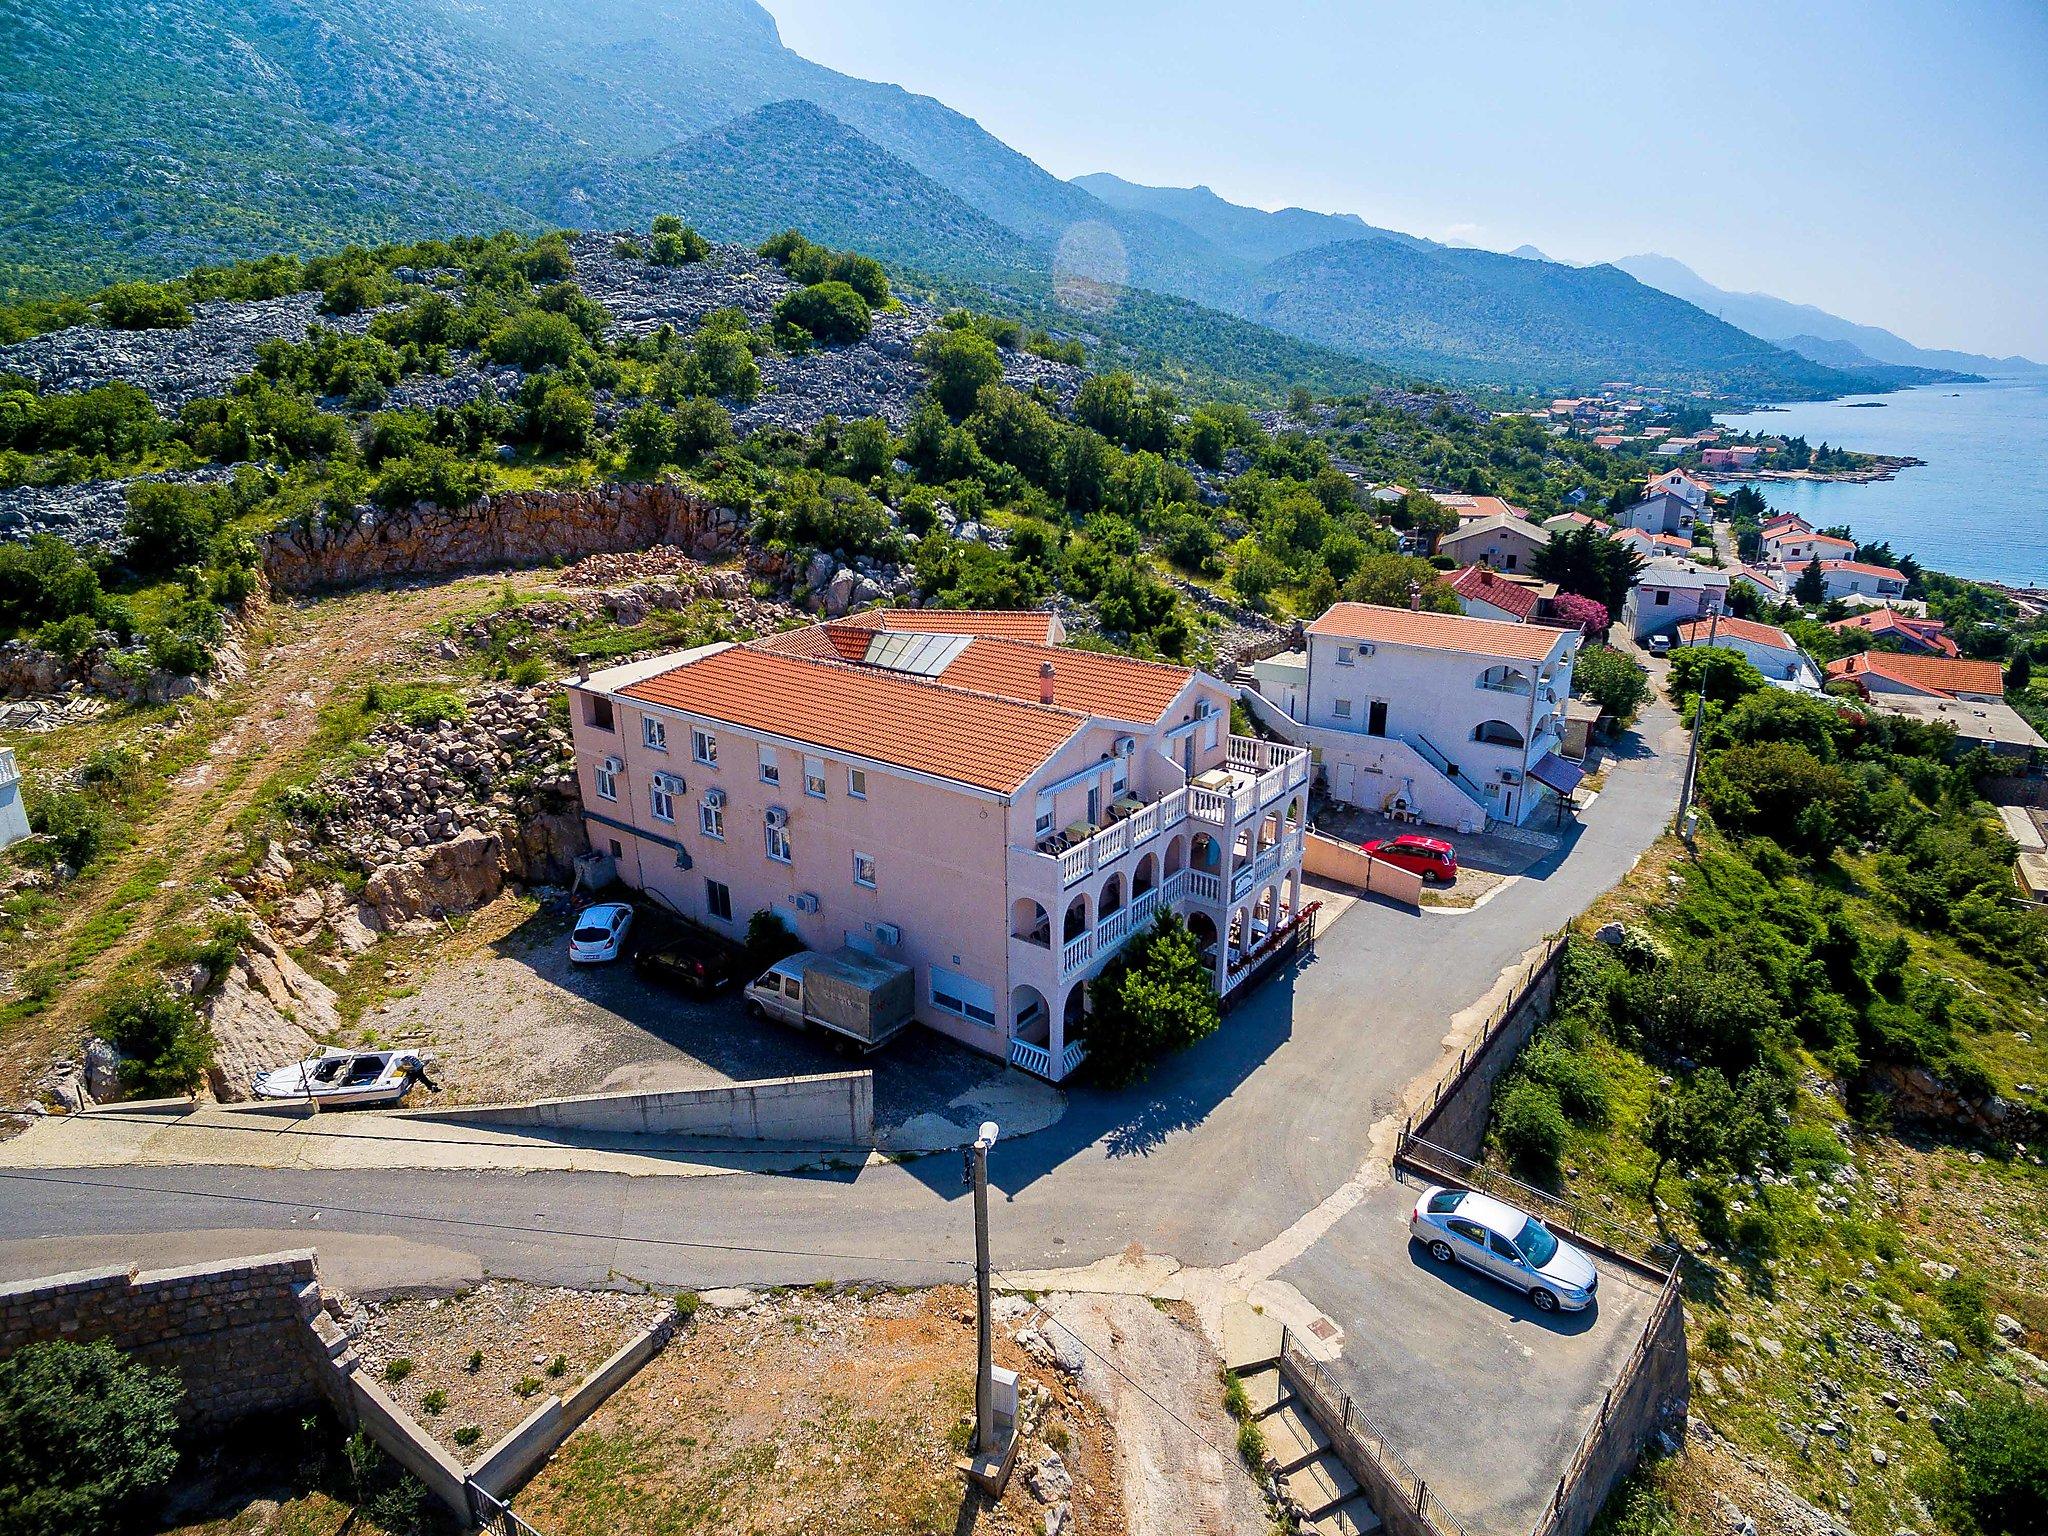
[
  {"left": 1039, "top": 660, "right": 1056, "bottom": 705},
  {"left": 1409, "top": 579, "right": 1423, "bottom": 612}
]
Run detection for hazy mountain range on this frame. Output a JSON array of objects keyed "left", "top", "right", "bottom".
[{"left": 1, "top": 0, "right": 2008, "bottom": 397}]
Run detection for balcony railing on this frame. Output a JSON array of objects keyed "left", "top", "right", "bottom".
[{"left": 1008, "top": 1037, "right": 1054, "bottom": 1076}]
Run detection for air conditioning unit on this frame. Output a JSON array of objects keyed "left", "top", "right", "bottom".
[
  {"left": 1114, "top": 736, "right": 1137, "bottom": 759},
  {"left": 652, "top": 771, "right": 686, "bottom": 793},
  {"left": 1356, "top": 642, "right": 1377, "bottom": 657},
  {"left": 874, "top": 922, "right": 903, "bottom": 947},
  {"left": 1500, "top": 768, "right": 1523, "bottom": 784},
  {"left": 704, "top": 787, "right": 727, "bottom": 808},
  {"left": 792, "top": 891, "right": 821, "bottom": 914},
  {"left": 764, "top": 805, "right": 789, "bottom": 829},
  {"left": 600, "top": 754, "right": 624, "bottom": 774}
]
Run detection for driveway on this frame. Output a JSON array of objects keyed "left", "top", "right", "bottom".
[
  {"left": 0, "top": 698, "right": 1687, "bottom": 1534},
  {"left": 1280, "top": 1172, "right": 1665, "bottom": 1536}
]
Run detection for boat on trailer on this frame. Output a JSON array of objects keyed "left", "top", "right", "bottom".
[{"left": 251, "top": 1048, "right": 435, "bottom": 1108}]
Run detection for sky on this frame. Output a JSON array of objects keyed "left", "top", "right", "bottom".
[{"left": 762, "top": 0, "right": 2048, "bottom": 360}]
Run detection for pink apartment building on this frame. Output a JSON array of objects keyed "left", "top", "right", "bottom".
[{"left": 565, "top": 609, "right": 1312, "bottom": 1083}]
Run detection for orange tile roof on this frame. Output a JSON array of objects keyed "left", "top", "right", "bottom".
[
  {"left": 1446, "top": 566, "right": 1541, "bottom": 620},
  {"left": 838, "top": 607, "right": 1060, "bottom": 643},
  {"left": 1825, "top": 652, "right": 2003, "bottom": 698},
  {"left": 1676, "top": 615, "right": 1795, "bottom": 650},
  {"left": 1307, "top": 603, "right": 1565, "bottom": 661},
  {"left": 754, "top": 624, "right": 872, "bottom": 662},
  {"left": 618, "top": 646, "right": 1086, "bottom": 794},
  {"left": 1820, "top": 559, "right": 1908, "bottom": 580},
  {"left": 935, "top": 637, "right": 1191, "bottom": 722},
  {"left": 1826, "top": 610, "right": 1958, "bottom": 655}
]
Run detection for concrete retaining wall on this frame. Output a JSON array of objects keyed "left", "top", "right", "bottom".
[
  {"left": 1302, "top": 831, "right": 1425, "bottom": 906},
  {"left": 471, "top": 1314, "right": 677, "bottom": 1498},
  {"left": 1409, "top": 941, "right": 1566, "bottom": 1160},
  {"left": 0, "top": 1251, "right": 327, "bottom": 1429},
  {"left": 398, "top": 1070, "right": 875, "bottom": 1146}
]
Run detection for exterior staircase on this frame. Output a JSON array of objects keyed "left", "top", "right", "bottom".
[{"left": 1235, "top": 1360, "right": 1383, "bottom": 1536}]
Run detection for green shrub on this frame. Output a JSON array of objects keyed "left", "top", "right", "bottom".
[
  {"left": 96, "top": 981, "right": 212, "bottom": 1096},
  {"left": 0, "top": 1337, "right": 181, "bottom": 1536},
  {"left": 32, "top": 611, "right": 101, "bottom": 661},
  {"left": 1520, "top": 1036, "right": 1611, "bottom": 1125},
  {"left": 1083, "top": 911, "right": 1220, "bottom": 1087},
  {"left": 1219, "top": 1368, "right": 1251, "bottom": 1423},
  {"left": 1939, "top": 1272, "right": 1995, "bottom": 1350},
  {"left": 741, "top": 909, "right": 802, "bottom": 974},
  {"left": 673, "top": 1291, "right": 701, "bottom": 1325},
  {"left": 512, "top": 1376, "right": 543, "bottom": 1399},
  {"left": 1494, "top": 1077, "right": 1569, "bottom": 1185},
  {"left": 25, "top": 789, "right": 110, "bottom": 872},
  {"left": 419, "top": 1389, "right": 447, "bottom": 1417},
  {"left": 95, "top": 281, "right": 192, "bottom": 330},
  {"left": 382, "top": 1358, "right": 413, "bottom": 1385},
  {"left": 545, "top": 1355, "right": 567, "bottom": 1379},
  {"left": 775, "top": 281, "right": 871, "bottom": 346},
  {"left": 465, "top": 1349, "right": 484, "bottom": 1373},
  {"left": 648, "top": 222, "right": 710, "bottom": 266},
  {"left": 453, "top": 1425, "right": 483, "bottom": 1448},
  {"left": 1934, "top": 1390, "right": 2048, "bottom": 1536}
]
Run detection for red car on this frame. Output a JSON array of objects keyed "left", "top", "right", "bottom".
[{"left": 1360, "top": 834, "right": 1459, "bottom": 883}]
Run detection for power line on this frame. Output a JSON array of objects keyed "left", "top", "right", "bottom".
[{"left": 0, "top": 1168, "right": 971, "bottom": 1272}]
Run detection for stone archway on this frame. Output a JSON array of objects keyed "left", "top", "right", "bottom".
[
  {"left": 1133, "top": 852, "right": 1158, "bottom": 898},
  {"left": 1099, "top": 872, "right": 1125, "bottom": 918}
]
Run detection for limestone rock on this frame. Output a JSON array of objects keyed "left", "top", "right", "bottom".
[{"left": 202, "top": 920, "right": 339, "bottom": 1101}]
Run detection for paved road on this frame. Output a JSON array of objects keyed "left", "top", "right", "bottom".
[{"left": 0, "top": 694, "right": 1685, "bottom": 1529}]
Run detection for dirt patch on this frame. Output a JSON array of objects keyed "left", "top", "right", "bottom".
[
  {"left": 1040, "top": 1294, "right": 1274, "bottom": 1536},
  {"left": 351, "top": 1280, "right": 672, "bottom": 1455},
  {"left": 516, "top": 1284, "right": 1127, "bottom": 1536}
]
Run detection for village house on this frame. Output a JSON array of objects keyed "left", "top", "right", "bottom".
[
  {"left": 1542, "top": 510, "right": 1605, "bottom": 535},
  {"left": 1729, "top": 564, "right": 1787, "bottom": 602},
  {"left": 1766, "top": 528, "right": 1856, "bottom": 566},
  {"left": 1618, "top": 490, "right": 1698, "bottom": 536},
  {"left": 1823, "top": 651, "right": 2003, "bottom": 702},
  {"left": 1444, "top": 564, "right": 1544, "bottom": 624},
  {"left": 1826, "top": 608, "right": 1960, "bottom": 656},
  {"left": 1814, "top": 558, "right": 1910, "bottom": 602},
  {"left": 1645, "top": 468, "right": 1712, "bottom": 508},
  {"left": 1611, "top": 527, "right": 1694, "bottom": 561},
  {"left": 1699, "top": 445, "right": 1762, "bottom": 470},
  {"left": 1621, "top": 560, "right": 1731, "bottom": 641},
  {"left": 1242, "top": 604, "right": 1581, "bottom": 830},
  {"left": 1437, "top": 512, "right": 1550, "bottom": 573},
  {"left": 1673, "top": 615, "right": 1821, "bottom": 690},
  {"left": 566, "top": 609, "right": 1311, "bottom": 1083}
]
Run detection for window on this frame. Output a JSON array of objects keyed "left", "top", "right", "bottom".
[
  {"left": 699, "top": 799, "right": 724, "bottom": 839},
  {"left": 1336, "top": 645, "right": 1355, "bottom": 666},
  {"left": 1333, "top": 698, "right": 1353, "bottom": 719},
  {"left": 1654, "top": 590, "right": 1671, "bottom": 606},
  {"left": 607, "top": 839, "right": 623, "bottom": 860},
  {"left": 766, "top": 824, "right": 791, "bottom": 863},
  {"left": 587, "top": 695, "right": 615, "bottom": 732},
  {"left": 804, "top": 756, "right": 827, "bottom": 798},
  {"left": 705, "top": 880, "right": 733, "bottom": 922},
  {"left": 758, "top": 745, "right": 780, "bottom": 785},
  {"left": 595, "top": 760, "right": 618, "bottom": 801},
  {"left": 1034, "top": 796, "right": 1055, "bottom": 837},
  {"left": 848, "top": 768, "right": 868, "bottom": 799},
  {"left": 931, "top": 967, "right": 998, "bottom": 1028},
  {"left": 692, "top": 727, "right": 717, "bottom": 766},
  {"left": 650, "top": 782, "right": 674, "bottom": 823},
  {"left": 852, "top": 851, "right": 877, "bottom": 889},
  {"left": 643, "top": 716, "right": 667, "bottom": 751}
]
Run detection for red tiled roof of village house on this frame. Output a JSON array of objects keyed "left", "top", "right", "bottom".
[
  {"left": 1437, "top": 494, "right": 1529, "bottom": 521},
  {"left": 1446, "top": 565, "right": 1541, "bottom": 620},
  {"left": 754, "top": 624, "right": 872, "bottom": 663},
  {"left": 1824, "top": 651, "right": 2003, "bottom": 698},
  {"left": 1675, "top": 615, "right": 1795, "bottom": 650},
  {"left": 1307, "top": 603, "right": 1565, "bottom": 661},
  {"left": 1820, "top": 559, "right": 1908, "bottom": 580},
  {"left": 931, "top": 637, "right": 1192, "bottom": 722},
  {"left": 618, "top": 645, "right": 1092, "bottom": 795},
  {"left": 836, "top": 607, "right": 1061, "bottom": 644},
  {"left": 1826, "top": 609, "right": 1958, "bottom": 655},
  {"left": 1781, "top": 532, "right": 1856, "bottom": 551},
  {"left": 1761, "top": 514, "right": 1810, "bottom": 534}
]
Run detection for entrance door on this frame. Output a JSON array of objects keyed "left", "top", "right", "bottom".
[
  {"left": 1366, "top": 700, "right": 1388, "bottom": 737},
  {"left": 1330, "top": 761, "right": 1356, "bottom": 805}
]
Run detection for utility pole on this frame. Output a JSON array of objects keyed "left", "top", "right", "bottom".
[
  {"left": 1676, "top": 600, "right": 1721, "bottom": 830},
  {"left": 966, "top": 1120, "right": 1000, "bottom": 1454}
]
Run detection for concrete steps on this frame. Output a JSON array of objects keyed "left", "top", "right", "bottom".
[
  {"left": 1306, "top": 1496, "right": 1384, "bottom": 1536},
  {"left": 1261, "top": 1398, "right": 1326, "bottom": 1469},
  {"left": 1279, "top": 1449, "right": 1359, "bottom": 1514},
  {"left": 1237, "top": 1361, "right": 1291, "bottom": 1415},
  {"left": 1241, "top": 1357, "right": 1382, "bottom": 1536}
]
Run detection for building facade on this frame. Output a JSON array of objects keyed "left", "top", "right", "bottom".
[{"left": 566, "top": 610, "right": 1310, "bottom": 1083}]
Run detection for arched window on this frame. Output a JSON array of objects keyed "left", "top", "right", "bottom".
[{"left": 1472, "top": 720, "right": 1525, "bottom": 747}]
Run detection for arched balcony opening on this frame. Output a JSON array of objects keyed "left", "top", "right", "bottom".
[
  {"left": 1062, "top": 894, "right": 1091, "bottom": 944},
  {"left": 1011, "top": 897, "right": 1051, "bottom": 948},
  {"left": 1133, "top": 852, "right": 1159, "bottom": 898},
  {"left": 1099, "top": 872, "right": 1126, "bottom": 918},
  {"left": 1471, "top": 719, "right": 1526, "bottom": 748}
]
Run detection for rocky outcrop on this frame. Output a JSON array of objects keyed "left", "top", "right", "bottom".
[
  {"left": 0, "top": 597, "right": 252, "bottom": 704},
  {"left": 455, "top": 555, "right": 801, "bottom": 653},
  {"left": 1871, "top": 1062, "right": 2038, "bottom": 1140},
  {"left": 261, "top": 480, "right": 745, "bottom": 593},
  {"left": 201, "top": 918, "right": 340, "bottom": 1102},
  {"left": 0, "top": 465, "right": 241, "bottom": 548}
]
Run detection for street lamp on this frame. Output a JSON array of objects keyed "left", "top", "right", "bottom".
[{"left": 967, "top": 1120, "right": 999, "bottom": 1454}]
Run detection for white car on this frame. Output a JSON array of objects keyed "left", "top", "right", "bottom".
[
  {"left": 1409, "top": 1184, "right": 1599, "bottom": 1313},
  {"left": 568, "top": 902, "right": 634, "bottom": 963}
]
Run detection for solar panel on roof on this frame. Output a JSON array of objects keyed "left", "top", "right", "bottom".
[{"left": 862, "top": 630, "right": 970, "bottom": 677}]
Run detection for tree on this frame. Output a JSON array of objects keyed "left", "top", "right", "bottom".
[
  {"left": 1573, "top": 645, "right": 1651, "bottom": 725},
  {"left": 1550, "top": 591, "right": 1610, "bottom": 635},
  {"left": 96, "top": 981, "right": 211, "bottom": 1096},
  {"left": 94, "top": 282, "right": 191, "bottom": 330},
  {"left": 840, "top": 416, "right": 895, "bottom": 481},
  {"left": 529, "top": 384, "right": 595, "bottom": 455},
  {"left": 2008, "top": 649, "right": 2032, "bottom": 692},
  {"left": 615, "top": 402, "right": 674, "bottom": 471},
  {"left": 775, "top": 281, "right": 871, "bottom": 346},
  {"left": 1084, "top": 912, "right": 1219, "bottom": 1086},
  {"left": 1535, "top": 525, "right": 1644, "bottom": 616},
  {"left": 1643, "top": 1069, "right": 1734, "bottom": 1208},
  {"left": 122, "top": 482, "right": 218, "bottom": 576},
  {"left": 0, "top": 1338, "right": 181, "bottom": 1536},
  {"left": 919, "top": 328, "right": 1003, "bottom": 418},
  {"left": 1794, "top": 557, "right": 1827, "bottom": 606},
  {"left": 1340, "top": 554, "right": 1461, "bottom": 614},
  {"left": 648, "top": 223, "right": 710, "bottom": 266},
  {"left": 1934, "top": 1390, "right": 2048, "bottom": 1536}
]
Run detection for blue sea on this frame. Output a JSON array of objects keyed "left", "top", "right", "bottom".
[{"left": 1714, "top": 376, "right": 2048, "bottom": 586}]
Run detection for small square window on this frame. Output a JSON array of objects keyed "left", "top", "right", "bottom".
[
  {"left": 706, "top": 879, "right": 733, "bottom": 923},
  {"left": 1336, "top": 645, "right": 1354, "bottom": 666},
  {"left": 847, "top": 768, "right": 868, "bottom": 799},
  {"left": 759, "top": 745, "right": 780, "bottom": 785},
  {"left": 692, "top": 728, "right": 717, "bottom": 766},
  {"left": 588, "top": 695, "right": 615, "bottom": 732},
  {"left": 643, "top": 716, "right": 667, "bottom": 751},
  {"left": 1334, "top": 698, "right": 1353, "bottom": 719},
  {"left": 804, "top": 756, "right": 827, "bottom": 798},
  {"left": 852, "top": 851, "right": 877, "bottom": 889}
]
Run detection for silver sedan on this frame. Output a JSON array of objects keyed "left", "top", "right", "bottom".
[{"left": 1409, "top": 1184, "right": 1599, "bottom": 1313}]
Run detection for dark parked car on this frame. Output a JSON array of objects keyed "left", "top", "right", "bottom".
[{"left": 633, "top": 918, "right": 745, "bottom": 995}]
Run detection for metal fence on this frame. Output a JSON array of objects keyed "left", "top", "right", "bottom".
[
  {"left": 470, "top": 1484, "right": 548, "bottom": 1536},
  {"left": 1405, "top": 935, "right": 1566, "bottom": 1142},
  {"left": 1279, "top": 1325, "right": 1475, "bottom": 1536}
]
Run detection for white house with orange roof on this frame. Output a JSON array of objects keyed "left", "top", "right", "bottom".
[
  {"left": 1645, "top": 468, "right": 1711, "bottom": 508},
  {"left": 1241, "top": 603, "right": 1581, "bottom": 829},
  {"left": 1619, "top": 490, "right": 1699, "bottom": 536},
  {"left": 566, "top": 609, "right": 1310, "bottom": 1083},
  {"left": 1444, "top": 565, "right": 1543, "bottom": 624},
  {"left": 1767, "top": 528, "right": 1857, "bottom": 566},
  {"left": 1673, "top": 614, "right": 1821, "bottom": 690},
  {"left": 1814, "top": 559, "right": 1909, "bottom": 602}
]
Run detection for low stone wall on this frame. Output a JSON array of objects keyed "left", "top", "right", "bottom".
[
  {"left": 0, "top": 1250, "right": 326, "bottom": 1430},
  {"left": 1407, "top": 939, "right": 1566, "bottom": 1160},
  {"left": 261, "top": 481, "right": 749, "bottom": 593},
  {"left": 1303, "top": 831, "right": 1425, "bottom": 906},
  {"left": 398, "top": 1070, "right": 876, "bottom": 1146}
]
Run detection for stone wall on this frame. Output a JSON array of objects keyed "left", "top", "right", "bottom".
[
  {"left": 0, "top": 1250, "right": 327, "bottom": 1429},
  {"left": 261, "top": 481, "right": 749, "bottom": 593}
]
